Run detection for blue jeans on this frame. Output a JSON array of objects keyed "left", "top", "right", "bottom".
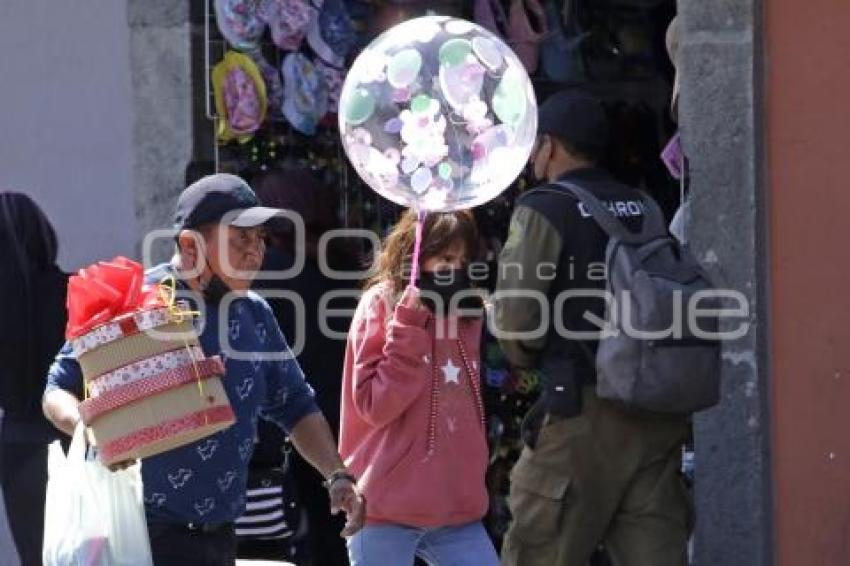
[{"left": 347, "top": 521, "right": 499, "bottom": 566}]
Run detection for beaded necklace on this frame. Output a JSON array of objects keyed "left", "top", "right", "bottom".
[{"left": 426, "top": 330, "right": 486, "bottom": 457}]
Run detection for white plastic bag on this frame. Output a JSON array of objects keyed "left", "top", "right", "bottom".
[{"left": 43, "top": 424, "right": 153, "bottom": 566}]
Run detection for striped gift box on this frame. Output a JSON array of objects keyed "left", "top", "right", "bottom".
[{"left": 76, "top": 307, "right": 235, "bottom": 465}]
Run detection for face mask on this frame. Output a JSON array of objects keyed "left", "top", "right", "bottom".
[
  {"left": 417, "top": 267, "right": 482, "bottom": 315},
  {"left": 201, "top": 271, "right": 231, "bottom": 304},
  {"left": 192, "top": 239, "right": 232, "bottom": 304}
]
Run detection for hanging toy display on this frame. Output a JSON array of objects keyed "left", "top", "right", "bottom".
[
  {"left": 212, "top": 51, "right": 268, "bottom": 143},
  {"left": 337, "top": 15, "right": 538, "bottom": 284}
]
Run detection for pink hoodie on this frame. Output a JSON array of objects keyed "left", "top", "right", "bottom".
[{"left": 339, "top": 283, "right": 489, "bottom": 528}]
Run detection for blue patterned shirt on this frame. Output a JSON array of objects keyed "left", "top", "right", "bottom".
[{"left": 45, "top": 263, "right": 319, "bottom": 524}]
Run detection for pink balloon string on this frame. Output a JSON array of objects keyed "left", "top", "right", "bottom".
[{"left": 409, "top": 209, "right": 426, "bottom": 288}]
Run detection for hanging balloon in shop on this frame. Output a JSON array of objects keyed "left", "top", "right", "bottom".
[{"left": 338, "top": 16, "right": 538, "bottom": 213}]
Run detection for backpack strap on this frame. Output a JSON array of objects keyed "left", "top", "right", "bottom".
[
  {"left": 633, "top": 189, "right": 670, "bottom": 239},
  {"left": 536, "top": 181, "right": 667, "bottom": 243}
]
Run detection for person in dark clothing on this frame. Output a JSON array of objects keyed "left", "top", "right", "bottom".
[
  {"left": 496, "top": 92, "right": 691, "bottom": 566},
  {"left": 250, "top": 167, "right": 359, "bottom": 565},
  {"left": 0, "top": 192, "right": 68, "bottom": 565}
]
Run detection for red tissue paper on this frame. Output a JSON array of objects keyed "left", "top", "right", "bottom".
[{"left": 65, "top": 257, "right": 164, "bottom": 339}]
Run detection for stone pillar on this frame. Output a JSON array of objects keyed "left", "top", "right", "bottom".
[
  {"left": 127, "top": 1, "right": 192, "bottom": 265},
  {"left": 677, "top": 2, "right": 771, "bottom": 565}
]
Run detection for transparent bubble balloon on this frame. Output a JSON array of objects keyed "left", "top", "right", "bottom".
[{"left": 339, "top": 16, "right": 538, "bottom": 212}]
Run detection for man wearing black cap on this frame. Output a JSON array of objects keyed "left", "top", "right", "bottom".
[
  {"left": 495, "top": 93, "right": 691, "bottom": 566},
  {"left": 43, "top": 174, "right": 363, "bottom": 565}
]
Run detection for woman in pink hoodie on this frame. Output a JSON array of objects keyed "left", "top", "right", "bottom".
[{"left": 340, "top": 210, "right": 499, "bottom": 565}]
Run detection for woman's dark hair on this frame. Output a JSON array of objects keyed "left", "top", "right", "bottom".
[
  {"left": 251, "top": 166, "right": 336, "bottom": 253},
  {"left": 0, "top": 192, "right": 61, "bottom": 412},
  {"left": 250, "top": 166, "right": 368, "bottom": 272},
  {"left": 252, "top": 166, "right": 336, "bottom": 234},
  {"left": 0, "top": 192, "right": 58, "bottom": 273},
  {"left": 366, "top": 209, "right": 479, "bottom": 294}
]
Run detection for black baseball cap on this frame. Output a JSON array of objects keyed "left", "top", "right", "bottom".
[
  {"left": 173, "top": 173, "right": 280, "bottom": 232},
  {"left": 537, "top": 90, "right": 609, "bottom": 159}
]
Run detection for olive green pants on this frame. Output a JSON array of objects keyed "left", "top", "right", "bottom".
[{"left": 501, "top": 388, "right": 692, "bottom": 566}]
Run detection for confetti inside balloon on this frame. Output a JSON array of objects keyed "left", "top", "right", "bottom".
[{"left": 339, "top": 16, "right": 538, "bottom": 212}]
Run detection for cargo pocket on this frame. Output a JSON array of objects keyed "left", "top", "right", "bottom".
[{"left": 507, "top": 458, "right": 571, "bottom": 545}]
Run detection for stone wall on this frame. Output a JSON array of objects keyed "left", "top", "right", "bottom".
[
  {"left": 0, "top": 0, "right": 137, "bottom": 271},
  {"left": 677, "top": 1, "right": 772, "bottom": 565},
  {"left": 128, "top": 1, "right": 193, "bottom": 266}
]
